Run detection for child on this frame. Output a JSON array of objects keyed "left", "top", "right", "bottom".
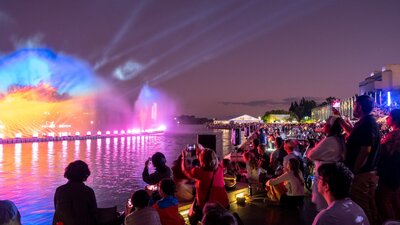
[{"left": 153, "top": 178, "right": 185, "bottom": 225}]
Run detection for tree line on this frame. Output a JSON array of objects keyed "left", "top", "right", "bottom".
[{"left": 262, "top": 97, "right": 337, "bottom": 122}]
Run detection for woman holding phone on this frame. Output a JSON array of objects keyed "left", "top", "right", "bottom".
[{"left": 181, "top": 147, "right": 229, "bottom": 225}]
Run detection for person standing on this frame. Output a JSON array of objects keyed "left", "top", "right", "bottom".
[
  {"left": 337, "top": 95, "right": 380, "bottom": 225},
  {"left": 53, "top": 160, "right": 97, "bottom": 225},
  {"left": 376, "top": 109, "right": 400, "bottom": 222},
  {"left": 312, "top": 163, "right": 369, "bottom": 225},
  {"left": 182, "top": 148, "right": 229, "bottom": 225},
  {"left": 307, "top": 116, "right": 345, "bottom": 211}
]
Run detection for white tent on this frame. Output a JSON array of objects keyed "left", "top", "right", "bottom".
[{"left": 229, "top": 114, "right": 263, "bottom": 123}]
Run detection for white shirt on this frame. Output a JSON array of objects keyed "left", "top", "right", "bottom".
[
  {"left": 125, "top": 207, "right": 162, "bottom": 225},
  {"left": 312, "top": 198, "right": 369, "bottom": 225},
  {"left": 282, "top": 153, "right": 298, "bottom": 169},
  {"left": 307, "top": 136, "right": 344, "bottom": 170},
  {"left": 267, "top": 171, "right": 304, "bottom": 196}
]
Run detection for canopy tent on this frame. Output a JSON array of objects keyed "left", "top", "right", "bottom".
[{"left": 228, "top": 114, "right": 263, "bottom": 124}]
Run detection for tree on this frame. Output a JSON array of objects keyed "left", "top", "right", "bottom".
[
  {"left": 288, "top": 97, "right": 317, "bottom": 122},
  {"left": 262, "top": 109, "right": 296, "bottom": 123}
]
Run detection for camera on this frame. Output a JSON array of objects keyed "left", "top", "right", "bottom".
[
  {"left": 127, "top": 199, "right": 133, "bottom": 208},
  {"left": 146, "top": 184, "right": 158, "bottom": 191},
  {"left": 187, "top": 144, "right": 196, "bottom": 151}
]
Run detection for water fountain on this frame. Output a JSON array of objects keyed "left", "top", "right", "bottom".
[{"left": 0, "top": 48, "right": 169, "bottom": 142}]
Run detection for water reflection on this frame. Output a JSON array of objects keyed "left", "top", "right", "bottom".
[{"left": 0, "top": 129, "right": 231, "bottom": 225}]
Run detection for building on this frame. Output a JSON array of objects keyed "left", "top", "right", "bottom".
[{"left": 312, "top": 64, "right": 400, "bottom": 121}]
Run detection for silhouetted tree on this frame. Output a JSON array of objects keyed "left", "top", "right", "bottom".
[{"left": 288, "top": 98, "right": 317, "bottom": 121}]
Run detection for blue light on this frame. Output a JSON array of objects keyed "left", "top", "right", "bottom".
[
  {"left": 388, "top": 91, "right": 391, "bottom": 107},
  {"left": 0, "top": 48, "right": 103, "bottom": 96}
]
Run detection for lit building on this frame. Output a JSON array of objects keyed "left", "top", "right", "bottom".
[{"left": 312, "top": 64, "right": 400, "bottom": 121}]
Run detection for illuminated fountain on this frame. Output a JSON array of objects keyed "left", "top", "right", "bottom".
[
  {"left": 0, "top": 48, "right": 168, "bottom": 141},
  {"left": 132, "top": 84, "right": 174, "bottom": 132}
]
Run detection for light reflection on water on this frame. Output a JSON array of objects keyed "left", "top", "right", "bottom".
[{"left": 0, "top": 129, "right": 233, "bottom": 225}]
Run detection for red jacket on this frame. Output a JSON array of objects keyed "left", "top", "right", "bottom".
[{"left": 153, "top": 197, "right": 185, "bottom": 225}]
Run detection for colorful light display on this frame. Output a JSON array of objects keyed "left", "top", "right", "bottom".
[{"left": 0, "top": 48, "right": 101, "bottom": 138}]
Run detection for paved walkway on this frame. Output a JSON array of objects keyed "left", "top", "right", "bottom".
[
  {"left": 231, "top": 195, "right": 318, "bottom": 225},
  {"left": 179, "top": 184, "right": 318, "bottom": 225}
]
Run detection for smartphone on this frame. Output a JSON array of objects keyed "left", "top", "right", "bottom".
[
  {"left": 187, "top": 144, "right": 196, "bottom": 151},
  {"left": 147, "top": 184, "right": 158, "bottom": 191},
  {"left": 127, "top": 199, "right": 133, "bottom": 207}
]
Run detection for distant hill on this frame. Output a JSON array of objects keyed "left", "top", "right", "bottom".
[{"left": 175, "top": 115, "right": 213, "bottom": 124}]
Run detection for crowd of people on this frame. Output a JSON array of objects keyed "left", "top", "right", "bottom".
[
  {"left": 230, "top": 95, "right": 400, "bottom": 225},
  {"left": 1, "top": 95, "right": 399, "bottom": 225}
]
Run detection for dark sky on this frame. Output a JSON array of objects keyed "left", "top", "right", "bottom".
[{"left": 1, "top": 0, "right": 400, "bottom": 119}]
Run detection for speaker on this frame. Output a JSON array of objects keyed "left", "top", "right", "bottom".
[{"left": 198, "top": 134, "right": 216, "bottom": 151}]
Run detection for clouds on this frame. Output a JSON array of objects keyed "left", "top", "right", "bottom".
[
  {"left": 219, "top": 96, "right": 325, "bottom": 108},
  {"left": 11, "top": 33, "right": 45, "bottom": 49},
  {"left": 112, "top": 60, "right": 145, "bottom": 80}
]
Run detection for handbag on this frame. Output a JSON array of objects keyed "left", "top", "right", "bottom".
[{"left": 188, "top": 170, "right": 216, "bottom": 225}]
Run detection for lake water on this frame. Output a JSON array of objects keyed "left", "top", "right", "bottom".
[{"left": 0, "top": 126, "right": 234, "bottom": 225}]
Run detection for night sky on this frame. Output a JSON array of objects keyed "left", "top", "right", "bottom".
[{"left": 1, "top": 0, "right": 400, "bottom": 119}]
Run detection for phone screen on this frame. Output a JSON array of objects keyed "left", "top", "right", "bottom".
[{"left": 187, "top": 144, "right": 195, "bottom": 151}]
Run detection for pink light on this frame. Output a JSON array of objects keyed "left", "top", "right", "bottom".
[
  {"left": 86, "top": 131, "right": 91, "bottom": 136},
  {"left": 106, "top": 131, "right": 111, "bottom": 135},
  {"left": 158, "top": 124, "right": 167, "bottom": 131},
  {"left": 120, "top": 130, "right": 125, "bottom": 134},
  {"left": 113, "top": 130, "right": 118, "bottom": 135},
  {"left": 75, "top": 132, "right": 80, "bottom": 136},
  {"left": 97, "top": 131, "right": 102, "bottom": 135},
  {"left": 131, "top": 128, "right": 141, "bottom": 134}
]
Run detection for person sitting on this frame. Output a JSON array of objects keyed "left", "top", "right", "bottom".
[
  {"left": 249, "top": 139, "right": 260, "bottom": 156},
  {"left": 53, "top": 160, "right": 97, "bottom": 225},
  {"left": 312, "top": 163, "right": 369, "bottom": 225},
  {"left": 222, "top": 159, "right": 238, "bottom": 191},
  {"left": 125, "top": 189, "right": 161, "bottom": 225},
  {"left": 266, "top": 158, "right": 304, "bottom": 207},
  {"left": 142, "top": 152, "right": 172, "bottom": 185},
  {"left": 256, "top": 144, "right": 270, "bottom": 184},
  {"left": 269, "top": 137, "right": 287, "bottom": 176},
  {"left": 201, "top": 203, "right": 240, "bottom": 225},
  {"left": 153, "top": 178, "right": 185, "bottom": 225},
  {"left": 242, "top": 151, "right": 259, "bottom": 185},
  {"left": 0, "top": 200, "right": 21, "bottom": 225},
  {"left": 282, "top": 140, "right": 304, "bottom": 175}
]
